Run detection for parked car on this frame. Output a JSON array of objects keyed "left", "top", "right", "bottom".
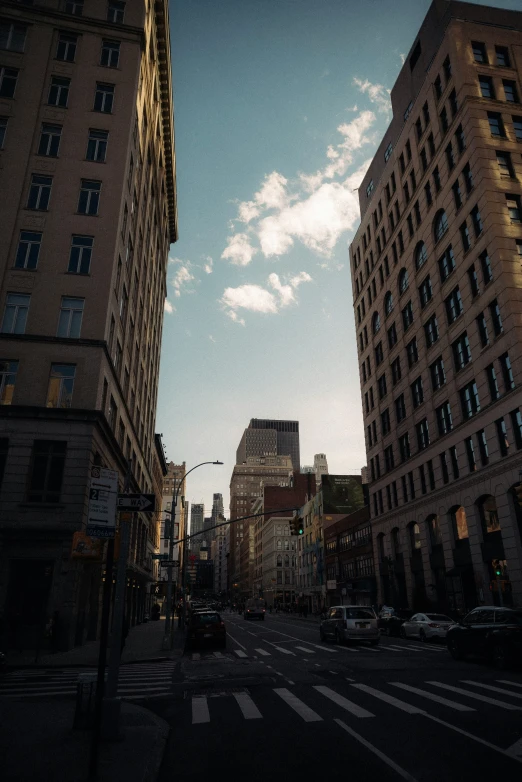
[
  {"left": 447, "top": 606, "right": 522, "bottom": 669},
  {"left": 188, "top": 610, "right": 227, "bottom": 648},
  {"left": 400, "top": 612, "right": 455, "bottom": 642},
  {"left": 378, "top": 607, "right": 414, "bottom": 637},
  {"left": 320, "top": 606, "right": 380, "bottom": 645}
]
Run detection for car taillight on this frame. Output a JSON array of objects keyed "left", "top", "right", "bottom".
[
  {"left": 219, "top": 622, "right": 225, "bottom": 627},
  {"left": 428, "top": 623, "right": 440, "bottom": 628},
  {"left": 262, "top": 609, "right": 266, "bottom": 612}
]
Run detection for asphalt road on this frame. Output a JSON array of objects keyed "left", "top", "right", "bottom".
[{"left": 151, "top": 612, "right": 522, "bottom": 782}]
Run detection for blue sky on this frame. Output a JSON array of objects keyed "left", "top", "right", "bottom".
[{"left": 157, "top": 0, "right": 517, "bottom": 516}]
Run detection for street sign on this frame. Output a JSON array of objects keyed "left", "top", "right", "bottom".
[
  {"left": 116, "top": 493, "right": 156, "bottom": 511},
  {"left": 86, "top": 466, "right": 118, "bottom": 538},
  {"left": 151, "top": 553, "right": 169, "bottom": 560},
  {"left": 160, "top": 560, "right": 179, "bottom": 568}
]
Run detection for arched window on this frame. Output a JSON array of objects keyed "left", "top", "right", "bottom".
[
  {"left": 391, "top": 527, "right": 400, "bottom": 558},
  {"left": 372, "top": 311, "right": 381, "bottom": 334},
  {"left": 284, "top": 525, "right": 290, "bottom": 536},
  {"left": 276, "top": 554, "right": 282, "bottom": 566},
  {"left": 276, "top": 525, "right": 282, "bottom": 535},
  {"left": 284, "top": 554, "right": 290, "bottom": 567},
  {"left": 477, "top": 495, "right": 500, "bottom": 535},
  {"left": 427, "top": 514, "right": 442, "bottom": 546},
  {"left": 384, "top": 291, "right": 393, "bottom": 315},
  {"left": 408, "top": 522, "right": 421, "bottom": 551},
  {"left": 284, "top": 540, "right": 290, "bottom": 550},
  {"left": 398, "top": 268, "right": 409, "bottom": 294},
  {"left": 276, "top": 539, "right": 282, "bottom": 550},
  {"left": 434, "top": 210, "right": 449, "bottom": 242},
  {"left": 415, "top": 241, "right": 428, "bottom": 270},
  {"left": 449, "top": 505, "right": 469, "bottom": 541}
]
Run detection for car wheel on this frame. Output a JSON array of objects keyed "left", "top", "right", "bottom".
[
  {"left": 492, "top": 644, "right": 509, "bottom": 670},
  {"left": 448, "top": 638, "right": 464, "bottom": 661},
  {"left": 419, "top": 629, "right": 427, "bottom": 643}
]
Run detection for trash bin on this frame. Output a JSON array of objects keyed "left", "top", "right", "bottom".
[{"left": 73, "top": 672, "right": 104, "bottom": 730}]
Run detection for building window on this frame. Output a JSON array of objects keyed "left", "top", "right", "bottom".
[
  {"left": 424, "top": 314, "right": 439, "bottom": 348},
  {"left": 388, "top": 322, "right": 397, "bottom": 349},
  {"left": 463, "top": 162, "right": 473, "bottom": 193},
  {"left": 437, "top": 246, "right": 455, "bottom": 284},
  {"left": 391, "top": 357, "right": 401, "bottom": 386},
  {"left": 395, "top": 394, "right": 406, "bottom": 423},
  {"left": 488, "top": 112, "right": 505, "bottom": 137},
  {"left": 15, "top": 231, "right": 41, "bottom": 270},
  {"left": 496, "top": 150, "right": 514, "bottom": 178},
  {"left": 419, "top": 464, "right": 427, "bottom": 494},
  {"left": 496, "top": 418, "right": 509, "bottom": 457},
  {"left": 65, "top": 0, "right": 84, "bottom": 15},
  {"left": 416, "top": 418, "right": 430, "bottom": 450},
  {"left": 433, "top": 210, "right": 448, "bottom": 242},
  {"left": 57, "top": 297, "right": 84, "bottom": 338},
  {"left": 398, "top": 268, "right": 409, "bottom": 295},
  {"left": 378, "top": 373, "right": 387, "bottom": 399},
  {"left": 48, "top": 76, "right": 70, "bottom": 108},
  {"left": 445, "top": 287, "right": 463, "bottom": 323},
  {"left": 86, "top": 129, "right": 108, "bottom": 163},
  {"left": 436, "top": 401, "right": 453, "bottom": 435},
  {"left": 486, "top": 363, "right": 500, "bottom": 401},
  {"left": 0, "top": 116, "right": 7, "bottom": 148},
  {"left": 440, "top": 453, "right": 449, "bottom": 484},
  {"left": 27, "top": 174, "right": 52, "bottom": 210},
  {"left": 366, "top": 179, "right": 374, "bottom": 198},
  {"left": 513, "top": 115, "right": 522, "bottom": 141},
  {"left": 27, "top": 440, "right": 67, "bottom": 503},
  {"left": 452, "top": 180, "right": 462, "bottom": 209},
  {"left": 420, "top": 147, "right": 428, "bottom": 172},
  {"left": 402, "top": 300, "right": 413, "bottom": 331},
  {"left": 406, "top": 337, "right": 418, "bottom": 367},
  {"left": 510, "top": 409, "right": 522, "bottom": 450},
  {"left": 384, "top": 142, "right": 393, "bottom": 162},
  {"left": 445, "top": 142, "right": 455, "bottom": 170},
  {"left": 440, "top": 106, "right": 449, "bottom": 134},
  {"left": 399, "top": 432, "right": 410, "bottom": 462},
  {"left": 460, "top": 380, "right": 480, "bottom": 420},
  {"left": 499, "top": 352, "right": 515, "bottom": 391},
  {"left": 418, "top": 276, "right": 432, "bottom": 308},
  {"left": 1, "top": 21, "right": 27, "bottom": 52},
  {"left": 434, "top": 74, "right": 442, "bottom": 100},
  {"left": 448, "top": 445, "right": 459, "bottom": 479},
  {"left": 46, "top": 364, "right": 76, "bottom": 408},
  {"left": 411, "top": 376, "right": 424, "bottom": 408},
  {"left": 506, "top": 195, "right": 521, "bottom": 223},
  {"left": 0, "top": 360, "right": 17, "bottom": 405},
  {"left": 467, "top": 264, "right": 480, "bottom": 298},
  {"left": 107, "top": 1, "right": 125, "bottom": 22},
  {"left": 433, "top": 166, "right": 441, "bottom": 192},
  {"left": 68, "top": 235, "right": 93, "bottom": 274},
  {"left": 471, "top": 205, "right": 483, "bottom": 237},
  {"left": 452, "top": 332, "right": 471, "bottom": 371},
  {"left": 503, "top": 80, "right": 519, "bottom": 104},
  {"left": 1, "top": 293, "right": 30, "bottom": 334},
  {"left": 424, "top": 181, "right": 433, "bottom": 207},
  {"left": 56, "top": 32, "right": 78, "bottom": 62},
  {"left": 460, "top": 221, "right": 471, "bottom": 252},
  {"left": 94, "top": 82, "right": 114, "bottom": 113},
  {"left": 477, "top": 429, "right": 489, "bottom": 465},
  {"left": 465, "top": 437, "right": 476, "bottom": 472},
  {"left": 384, "top": 291, "right": 393, "bottom": 316},
  {"left": 108, "top": 396, "right": 117, "bottom": 431},
  {"left": 495, "top": 45, "right": 510, "bottom": 68},
  {"left": 384, "top": 445, "right": 394, "bottom": 472},
  {"left": 38, "top": 124, "right": 62, "bottom": 157},
  {"left": 479, "top": 75, "right": 495, "bottom": 99},
  {"left": 0, "top": 66, "right": 18, "bottom": 99},
  {"left": 489, "top": 298, "right": 503, "bottom": 336},
  {"left": 78, "top": 180, "right": 101, "bottom": 215},
  {"left": 430, "top": 356, "right": 446, "bottom": 389},
  {"left": 472, "top": 41, "right": 487, "bottom": 63},
  {"left": 101, "top": 39, "right": 120, "bottom": 68},
  {"left": 375, "top": 341, "right": 383, "bottom": 365},
  {"left": 455, "top": 123, "right": 465, "bottom": 153}
]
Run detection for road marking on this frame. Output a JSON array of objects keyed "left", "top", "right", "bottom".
[
  {"left": 460, "top": 681, "right": 522, "bottom": 700},
  {"left": 361, "top": 646, "right": 381, "bottom": 653},
  {"left": 274, "top": 646, "right": 295, "bottom": 655},
  {"left": 498, "top": 680, "right": 522, "bottom": 690},
  {"left": 426, "top": 681, "right": 522, "bottom": 710},
  {"left": 402, "top": 643, "right": 445, "bottom": 653},
  {"left": 424, "top": 712, "right": 522, "bottom": 764},
  {"left": 287, "top": 680, "right": 295, "bottom": 685},
  {"left": 191, "top": 653, "right": 200, "bottom": 661},
  {"left": 334, "top": 646, "right": 357, "bottom": 653},
  {"left": 387, "top": 645, "right": 422, "bottom": 653},
  {"left": 314, "top": 685, "right": 374, "bottom": 718},
  {"left": 345, "top": 677, "right": 356, "bottom": 682},
  {"left": 255, "top": 648, "right": 270, "bottom": 656},
  {"left": 390, "top": 683, "right": 475, "bottom": 712},
  {"left": 335, "top": 720, "right": 419, "bottom": 782},
  {"left": 315, "top": 664, "right": 321, "bottom": 667},
  {"left": 225, "top": 630, "right": 247, "bottom": 650},
  {"left": 310, "top": 644, "right": 339, "bottom": 653},
  {"left": 192, "top": 696, "right": 210, "bottom": 724},
  {"left": 234, "top": 650, "right": 248, "bottom": 658},
  {"left": 506, "top": 737, "right": 522, "bottom": 759},
  {"left": 274, "top": 671, "right": 285, "bottom": 677},
  {"left": 351, "top": 684, "right": 424, "bottom": 714},
  {"left": 233, "top": 691, "right": 262, "bottom": 720},
  {"left": 273, "top": 688, "right": 322, "bottom": 722},
  {"left": 213, "top": 651, "right": 224, "bottom": 658},
  {"left": 295, "top": 646, "right": 315, "bottom": 654}
]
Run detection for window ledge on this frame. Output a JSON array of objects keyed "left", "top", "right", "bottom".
[{"left": 19, "top": 503, "right": 66, "bottom": 510}]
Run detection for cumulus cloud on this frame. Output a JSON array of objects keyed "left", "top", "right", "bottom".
[
  {"left": 172, "top": 264, "right": 195, "bottom": 297},
  {"left": 353, "top": 77, "right": 391, "bottom": 116},
  {"left": 237, "top": 172, "right": 289, "bottom": 225},
  {"left": 203, "top": 256, "right": 213, "bottom": 274},
  {"left": 164, "top": 299, "right": 175, "bottom": 314},
  {"left": 221, "top": 232, "right": 257, "bottom": 266},
  {"left": 209, "top": 334, "right": 216, "bottom": 342},
  {"left": 220, "top": 272, "right": 312, "bottom": 323}
]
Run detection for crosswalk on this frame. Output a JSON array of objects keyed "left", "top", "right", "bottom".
[
  {"left": 188, "top": 677, "right": 522, "bottom": 728},
  {"left": 0, "top": 661, "right": 176, "bottom": 700},
  {"left": 190, "top": 640, "right": 447, "bottom": 661}
]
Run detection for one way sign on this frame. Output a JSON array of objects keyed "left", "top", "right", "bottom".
[{"left": 117, "top": 494, "right": 156, "bottom": 512}]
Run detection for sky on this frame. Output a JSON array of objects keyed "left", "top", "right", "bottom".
[{"left": 157, "top": 0, "right": 518, "bottom": 517}]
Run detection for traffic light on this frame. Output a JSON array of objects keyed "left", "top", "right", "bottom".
[
  {"left": 514, "top": 483, "right": 522, "bottom": 507},
  {"left": 290, "top": 515, "right": 304, "bottom": 536}
]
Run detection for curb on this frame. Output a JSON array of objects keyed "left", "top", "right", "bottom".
[{"left": 124, "top": 703, "right": 170, "bottom": 782}]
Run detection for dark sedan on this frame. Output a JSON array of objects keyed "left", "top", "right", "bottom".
[
  {"left": 447, "top": 606, "right": 522, "bottom": 669},
  {"left": 188, "top": 610, "right": 227, "bottom": 648}
]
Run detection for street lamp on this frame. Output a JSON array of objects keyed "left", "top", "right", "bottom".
[{"left": 163, "top": 460, "right": 223, "bottom": 645}]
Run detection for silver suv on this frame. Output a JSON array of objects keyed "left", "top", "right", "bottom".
[{"left": 320, "top": 605, "right": 379, "bottom": 645}]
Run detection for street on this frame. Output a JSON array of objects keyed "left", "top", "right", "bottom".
[{"left": 151, "top": 613, "right": 522, "bottom": 782}]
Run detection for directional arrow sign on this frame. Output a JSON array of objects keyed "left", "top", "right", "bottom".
[{"left": 117, "top": 494, "right": 156, "bottom": 512}]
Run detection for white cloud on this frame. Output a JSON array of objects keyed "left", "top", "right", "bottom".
[
  {"left": 353, "top": 77, "right": 391, "bottom": 116},
  {"left": 209, "top": 334, "right": 216, "bottom": 342},
  {"left": 203, "top": 256, "right": 213, "bottom": 274},
  {"left": 221, "top": 233, "right": 257, "bottom": 266},
  {"left": 172, "top": 264, "right": 195, "bottom": 297},
  {"left": 399, "top": 52, "right": 406, "bottom": 65},
  {"left": 268, "top": 273, "right": 295, "bottom": 306},
  {"left": 221, "top": 271, "right": 312, "bottom": 323},
  {"left": 164, "top": 299, "right": 175, "bottom": 314},
  {"left": 290, "top": 271, "right": 312, "bottom": 287},
  {"left": 237, "top": 172, "right": 289, "bottom": 225}
]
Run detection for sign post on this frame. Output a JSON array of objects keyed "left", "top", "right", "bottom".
[{"left": 86, "top": 466, "right": 118, "bottom": 538}]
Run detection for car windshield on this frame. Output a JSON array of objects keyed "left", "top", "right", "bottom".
[
  {"left": 346, "top": 608, "right": 375, "bottom": 619},
  {"left": 193, "top": 613, "right": 220, "bottom": 623},
  {"left": 426, "top": 614, "right": 453, "bottom": 622}
]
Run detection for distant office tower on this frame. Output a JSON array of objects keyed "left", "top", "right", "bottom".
[
  {"left": 209, "top": 493, "right": 224, "bottom": 541},
  {"left": 313, "top": 453, "right": 329, "bottom": 486},
  {"left": 236, "top": 419, "right": 300, "bottom": 470},
  {"left": 350, "top": 0, "right": 522, "bottom": 612},
  {"left": 189, "top": 503, "right": 205, "bottom": 550},
  {"left": 159, "top": 462, "right": 186, "bottom": 581}
]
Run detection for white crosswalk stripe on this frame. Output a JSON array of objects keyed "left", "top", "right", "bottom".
[
  {"left": 387, "top": 645, "right": 423, "bottom": 653},
  {"left": 497, "top": 680, "right": 522, "bottom": 690},
  {"left": 351, "top": 683, "right": 424, "bottom": 714},
  {"left": 255, "top": 648, "right": 271, "bottom": 656},
  {"left": 274, "top": 646, "right": 295, "bottom": 655},
  {"left": 311, "top": 644, "right": 339, "bottom": 653},
  {"left": 390, "top": 682, "right": 475, "bottom": 712},
  {"left": 233, "top": 692, "right": 262, "bottom": 720},
  {"left": 460, "top": 680, "right": 522, "bottom": 700},
  {"left": 314, "top": 685, "right": 374, "bottom": 718},
  {"left": 192, "top": 696, "right": 210, "bottom": 724},
  {"left": 295, "top": 646, "right": 315, "bottom": 654},
  {"left": 426, "top": 681, "right": 522, "bottom": 710},
  {"left": 234, "top": 649, "right": 248, "bottom": 658},
  {"left": 273, "top": 688, "right": 322, "bottom": 722}
]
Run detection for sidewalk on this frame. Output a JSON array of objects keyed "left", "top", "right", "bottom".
[
  {"left": 5, "top": 618, "right": 186, "bottom": 669},
  {"left": 1, "top": 696, "right": 169, "bottom": 782}
]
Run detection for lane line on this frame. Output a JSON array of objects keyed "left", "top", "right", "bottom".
[
  {"left": 234, "top": 650, "right": 248, "bottom": 658},
  {"left": 273, "top": 688, "right": 323, "bottom": 722},
  {"left": 314, "top": 685, "right": 374, "bottom": 718},
  {"left": 424, "top": 712, "right": 522, "bottom": 764},
  {"left": 506, "top": 737, "right": 522, "bottom": 759},
  {"left": 255, "top": 648, "right": 270, "bottom": 656},
  {"left": 351, "top": 684, "right": 424, "bottom": 714},
  {"left": 192, "top": 696, "right": 210, "bottom": 724},
  {"left": 335, "top": 719, "right": 419, "bottom": 782},
  {"left": 498, "top": 680, "right": 522, "bottom": 690},
  {"left": 233, "top": 691, "right": 262, "bottom": 720},
  {"left": 273, "top": 646, "right": 296, "bottom": 655},
  {"left": 386, "top": 645, "right": 423, "bottom": 653},
  {"left": 390, "top": 682, "right": 475, "bottom": 712},
  {"left": 225, "top": 630, "right": 247, "bottom": 650},
  {"left": 311, "top": 644, "right": 339, "bottom": 653},
  {"left": 213, "top": 652, "right": 223, "bottom": 658},
  {"left": 295, "top": 646, "right": 315, "bottom": 654},
  {"left": 460, "top": 680, "right": 522, "bottom": 700},
  {"left": 426, "top": 681, "right": 522, "bottom": 711}
]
